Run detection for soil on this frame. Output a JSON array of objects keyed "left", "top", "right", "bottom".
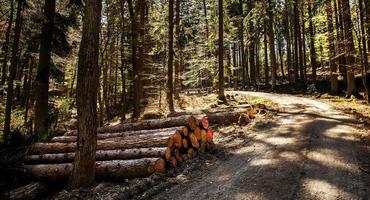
[
  {"left": 8, "top": 92, "right": 370, "bottom": 200},
  {"left": 152, "top": 91, "right": 370, "bottom": 200}
]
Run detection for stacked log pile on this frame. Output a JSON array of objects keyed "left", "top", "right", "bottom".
[{"left": 24, "top": 116, "right": 216, "bottom": 181}]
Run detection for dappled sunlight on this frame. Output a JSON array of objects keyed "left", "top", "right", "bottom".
[
  {"left": 301, "top": 178, "right": 352, "bottom": 200},
  {"left": 234, "top": 192, "right": 268, "bottom": 200},
  {"left": 249, "top": 158, "right": 279, "bottom": 167},
  {"left": 307, "top": 149, "right": 359, "bottom": 172},
  {"left": 265, "top": 136, "right": 297, "bottom": 146}
]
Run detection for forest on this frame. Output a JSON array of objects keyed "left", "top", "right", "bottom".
[{"left": 0, "top": 0, "right": 370, "bottom": 199}]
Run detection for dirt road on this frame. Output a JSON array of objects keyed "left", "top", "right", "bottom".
[{"left": 153, "top": 92, "right": 369, "bottom": 200}]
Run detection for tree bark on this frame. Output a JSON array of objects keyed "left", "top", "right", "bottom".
[
  {"left": 25, "top": 148, "right": 166, "bottom": 164},
  {"left": 33, "top": 0, "right": 56, "bottom": 137},
  {"left": 341, "top": 0, "right": 356, "bottom": 96},
  {"left": 1, "top": 0, "right": 14, "bottom": 89},
  {"left": 326, "top": 0, "right": 339, "bottom": 94},
  {"left": 67, "top": 0, "right": 102, "bottom": 189},
  {"left": 3, "top": 0, "right": 24, "bottom": 142},
  {"left": 218, "top": 0, "right": 225, "bottom": 100},
  {"left": 167, "top": 0, "right": 175, "bottom": 112},
  {"left": 266, "top": 0, "right": 277, "bottom": 90},
  {"left": 293, "top": 0, "right": 300, "bottom": 82},
  {"left": 284, "top": 0, "right": 292, "bottom": 82},
  {"left": 119, "top": 0, "right": 126, "bottom": 121},
  {"left": 26, "top": 158, "right": 165, "bottom": 181},
  {"left": 264, "top": 27, "right": 269, "bottom": 85},
  {"left": 308, "top": 0, "right": 317, "bottom": 82},
  {"left": 248, "top": 0, "right": 256, "bottom": 86},
  {"left": 174, "top": 0, "right": 181, "bottom": 99},
  {"left": 127, "top": 0, "right": 140, "bottom": 119}
]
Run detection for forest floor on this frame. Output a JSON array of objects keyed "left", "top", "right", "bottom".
[
  {"left": 49, "top": 91, "right": 370, "bottom": 200},
  {"left": 151, "top": 91, "right": 370, "bottom": 200}
]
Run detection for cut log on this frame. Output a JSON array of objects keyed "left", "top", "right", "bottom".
[
  {"left": 168, "top": 157, "right": 177, "bottom": 168},
  {"left": 188, "top": 133, "right": 199, "bottom": 149},
  {"left": 97, "top": 111, "right": 244, "bottom": 133},
  {"left": 201, "top": 129, "right": 207, "bottom": 143},
  {"left": 172, "top": 130, "right": 182, "bottom": 149},
  {"left": 182, "top": 138, "right": 188, "bottom": 149},
  {"left": 28, "top": 137, "right": 168, "bottom": 154},
  {"left": 201, "top": 117, "right": 209, "bottom": 129},
  {"left": 25, "top": 147, "right": 166, "bottom": 164},
  {"left": 182, "top": 127, "right": 188, "bottom": 137},
  {"left": 24, "top": 158, "right": 166, "bottom": 181},
  {"left": 174, "top": 149, "right": 183, "bottom": 162},
  {"left": 165, "top": 147, "right": 172, "bottom": 161},
  {"left": 6, "top": 182, "right": 49, "bottom": 200},
  {"left": 104, "top": 135, "right": 170, "bottom": 142},
  {"left": 57, "top": 127, "right": 181, "bottom": 142},
  {"left": 167, "top": 137, "right": 174, "bottom": 149},
  {"left": 207, "top": 128, "right": 214, "bottom": 143},
  {"left": 194, "top": 127, "right": 202, "bottom": 141},
  {"left": 188, "top": 116, "right": 199, "bottom": 130},
  {"left": 187, "top": 148, "right": 195, "bottom": 158}
]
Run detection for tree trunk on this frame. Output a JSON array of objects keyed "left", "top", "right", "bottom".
[
  {"left": 267, "top": 0, "right": 277, "bottom": 90},
  {"left": 239, "top": 0, "right": 248, "bottom": 87},
  {"left": 326, "top": 0, "right": 339, "bottom": 94},
  {"left": 174, "top": 0, "right": 181, "bottom": 99},
  {"left": 127, "top": 0, "right": 140, "bottom": 119},
  {"left": 25, "top": 148, "right": 166, "bottom": 164},
  {"left": 202, "top": 0, "right": 209, "bottom": 40},
  {"left": 248, "top": 0, "right": 256, "bottom": 87},
  {"left": 1, "top": 0, "right": 14, "bottom": 89},
  {"left": 358, "top": 0, "right": 369, "bottom": 102},
  {"left": 33, "top": 0, "right": 56, "bottom": 137},
  {"left": 67, "top": 0, "right": 102, "bottom": 189},
  {"left": 218, "top": 0, "right": 225, "bottom": 100},
  {"left": 167, "top": 0, "right": 175, "bottom": 112},
  {"left": 284, "top": 0, "right": 292, "bottom": 82},
  {"left": 341, "top": 0, "right": 356, "bottom": 96},
  {"left": 3, "top": 0, "right": 24, "bottom": 142},
  {"left": 26, "top": 158, "right": 165, "bottom": 181},
  {"left": 264, "top": 28, "right": 269, "bottom": 85},
  {"left": 308, "top": 0, "right": 317, "bottom": 82},
  {"left": 293, "top": 0, "right": 300, "bottom": 82}
]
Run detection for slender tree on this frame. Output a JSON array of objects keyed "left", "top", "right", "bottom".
[
  {"left": 127, "top": 0, "right": 140, "bottom": 119},
  {"left": 1, "top": 0, "right": 14, "bottom": 89},
  {"left": 266, "top": 0, "right": 277, "bottom": 89},
  {"left": 341, "top": 0, "right": 356, "bottom": 96},
  {"left": 174, "top": 0, "right": 181, "bottom": 99},
  {"left": 167, "top": 0, "right": 175, "bottom": 112},
  {"left": 308, "top": 0, "right": 317, "bottom": 82},
  {"left": 218, "top": 0, "right": 225, "bottom": 100},
  {"left": 248, "top": 0, "right": 256, "bottom": 86},
  {"left": 3, "top": 0, "right": 24, "bottom": 142},
  {"left": 68, "top": 0, "right": 102, "bottom": 188},
  {"left": 326, "top": 0, "right": 339, "bottom": 93},
  {"left": 33, "top": 0, "right": 56, "bottom": 137}
]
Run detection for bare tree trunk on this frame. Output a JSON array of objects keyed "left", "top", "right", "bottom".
[
  {"left": 174, "top": 0, "right": 181, "bottom": 99},
  {"left": 202, "top": 0, "right": 209, "bottom": 40},
  {"left": 167, "top": 0, "right": 175, "bottom": 112},
  {"left": 326, "top": 0, "right": 339, "bottom": 94},
  {"left": 3, "top": 0, "right": 24, "bottom": 142},
  {"left": 68, "top": 0, "right": 102, "bottom": 189},
  {"left": 308, "top": 0, "right": 317, "bottom": 82},
  {"left": 218, "top": 0, "right": 225, "bottom": 100},
  {"left": 119, "top": 0, "right": 126, "bottom": 121},
  {"left": 359, "top": 0, "right": 369, "bottom": 102},
  {"left": 248, "top": 0, "right": 256, "bottom": 87},
  {"left": 127, "top": 0, "right": 140, "bottom": 119},
  {"left": 284, "top": 0, "right": 292, "bottom": 82},
  {"left": 1, "top": 0, "right": 14, "bottom": 90},
  {"left": 341, "top": 0, "right": 356, "bottom": 96},
  {"left": 293, "top": 0, "right": 300, "bottom": 82},
  {"left": 264, "top": 27, "right": 269, "bottom": 86},
  {"left": 33, "top": 0, "right": 56, "bottom": 137},
  {"left": 267, "top": 0, "right": 277, "bottom": 90}
]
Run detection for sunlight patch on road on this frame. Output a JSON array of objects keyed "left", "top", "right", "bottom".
[
  {"left": 302, "top": 178, "right": 350, "bottom": 200},
  {"left": 265, "top": 136, "right": 297, "bottom": 146},
  {"left": 307, "top": 149, "right": 359, "bottom": 172},
  {"left": 234, "top": 192, "right": 268, "bottom": 200},
  {"left": 249, "top": 158, "right": 279, "bottom": 166}
]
